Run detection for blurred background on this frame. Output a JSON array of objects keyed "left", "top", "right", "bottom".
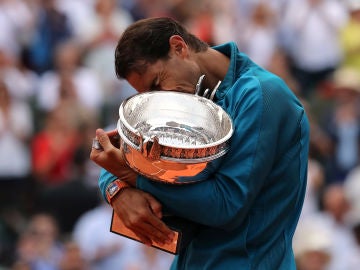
[{"left": 0, "top": 0, "right": 360, "bottom": 269}]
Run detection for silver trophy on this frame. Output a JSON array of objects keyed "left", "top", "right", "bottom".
[{"left": 117, "top": 90, "right": 233, "bottom": 184}]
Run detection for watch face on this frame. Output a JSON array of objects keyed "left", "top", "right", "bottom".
[{"left": 108, "top": 183, "right": 119, "bottom": 196}]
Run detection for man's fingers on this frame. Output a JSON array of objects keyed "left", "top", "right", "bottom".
[
  {"left": 147, "top": 215, "right": 176, "bottom": 242},
  {"left": 132, "top": 220, "right": 175, "bottom": 245},
  {"left": 121, "top": 214, "right": 170, "bottom": 245},
  {"left": 131, "top": 209, "right": 176, "bottom": 244},
  {"left": 130, "top": 228, "right": 153, "bottom": 246}
]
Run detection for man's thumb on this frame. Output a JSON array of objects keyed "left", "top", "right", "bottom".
[{"left": 96, "top": 128, "right": 111, "bottom": 150}]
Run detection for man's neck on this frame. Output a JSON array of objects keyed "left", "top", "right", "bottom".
[{"left": 197, "top": 48, "right": 230, "bottom": 90}]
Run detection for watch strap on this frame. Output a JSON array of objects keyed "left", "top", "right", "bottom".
[{"left": 106, "top": 179, "right": 130, "bottom": 205}]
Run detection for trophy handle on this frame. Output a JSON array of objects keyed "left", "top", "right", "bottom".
[{"left": 141, "top": 136, "right": 161, "bottom": 160}]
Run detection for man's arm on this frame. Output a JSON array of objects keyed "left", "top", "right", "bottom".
[{"left": 136, "top": 79, "right": 307, "bottom": 231}]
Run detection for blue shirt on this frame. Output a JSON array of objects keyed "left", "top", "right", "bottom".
[{"left": 99, "top": 42, "right": 310, "bottom": 269}]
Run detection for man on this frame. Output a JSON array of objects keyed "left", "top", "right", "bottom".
[{"left": 90, "top": 17, "right": 310, "bottom": 269}]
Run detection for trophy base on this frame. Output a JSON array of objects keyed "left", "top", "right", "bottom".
[{"left": 110, "top": 211, "right": 201, "bottom": 254}]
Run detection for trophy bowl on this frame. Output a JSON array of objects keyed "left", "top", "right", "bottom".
[{"left": 117, "top": 91, "right": 233, "bottom": 184}]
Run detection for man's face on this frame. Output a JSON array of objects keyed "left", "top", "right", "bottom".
[{"left": 126, "top": 50, "right": 201, "bottom": 94}]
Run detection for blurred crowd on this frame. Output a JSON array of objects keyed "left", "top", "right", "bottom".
[{"left": 0, "top": 0, "right": 360, "bottom": 269}]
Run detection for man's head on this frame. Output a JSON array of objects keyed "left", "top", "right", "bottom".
[{"left": 114, "top": 17, "right": 209, "bottom": 93}]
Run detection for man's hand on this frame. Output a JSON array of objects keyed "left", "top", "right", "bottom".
[
  {"left": 90, "top": 128, "right": 175, "bottom": 245},
  {"left": 90, "top": 128, "right": 137, "bottom": 185},
  {"left": 112, "top": 188, "right": 176, "bottom": 246}
]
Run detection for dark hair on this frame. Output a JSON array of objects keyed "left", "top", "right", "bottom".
[{"left": 114, "top": 17, "right": 209, "bottom": 78}]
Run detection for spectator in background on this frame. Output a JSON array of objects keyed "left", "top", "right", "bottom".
[
  {"left": 127, "top": 245, "right": 175, "bottom": 270},
  {"left": 181, "top": 0, "right": 215, "bottom": 46},
  {"left": 0, "top": 78, "right": 33, "bottom": 182},
  {"left": 11, "top": 260, "right": 32, "bottom": 270},
  {"left": 0, "top": 0, "right": 34, "bottom": 61},
  {"left": 23, "top": 0, "right": 73, "bottom": 74},
  {"left": 78, "top": 0, "right": 133, "bottom": 100},
  {"left": 294, "top": 183, "right": 360, "bottom": 270},
  {"left": 344, "top": 166, "right": 360, "bottom": 226},
  {"left": 237, "top": 1, "right": 279, "bottom": 69},
  {"left": 74, "top": 0, "right": 135, "bottom": 126},
  {"left": 320, "top": 184, "right": 360, "bottom": 270},
  {"left": 12, "top": 213, "right": 64, "bottom": 270},
  {"left": 31, "top": 104, "right": 80, "bottom": 186},
  {"left": 210, "top": 1, "right": 233, "bottom": 45},
  {"left": 321, "top": 67, "right": 360, "bottom": 183},
  {"left": 55, "top": 0, "right": 95, "bottom": 40},
  {"left": 0, "top": 79, "right": 34, "bottom": 221},
  {"left": 300, "top": 152, "right": 326, "bottom": 219},
  {"left": 340, "top": 0, "right": 360, "bottom": 73},
  {"left": 293, "top": 215, "right": 333, "bottom": 270},
  {"left": 34, "top": 112, "right": 99, "bottom": 235},
  {"left": 58, "top": 240, "right": 87, "bottom": 270},
  {"left": 126, "top": 0, "right": 175, "bottom": 21},
  {"left": 0, "top": 47, "right": 38, "bottom": 103},
  {"left": 267, "top": 48, "right": 301, "bottom": 96},
  {"left": 36, "top": 40, "right": 103, "bottom": 118},
  {"left": 280, "top": 0, "right": 348, "bottom": 98},
  {"left": 303, "top": 97, "right": 334, "bottom": 167},
  {"left": 343, "top": 165, "right": 360, "bottom": 255}
]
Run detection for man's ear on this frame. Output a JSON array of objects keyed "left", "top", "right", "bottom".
[{"left": 169, "top": 35, "right": 188, "bottom": 57}]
